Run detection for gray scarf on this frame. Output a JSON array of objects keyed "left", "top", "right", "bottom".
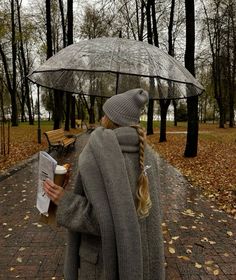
[{"left": 79, "top": 127, "right": 143, "bottom": 280}]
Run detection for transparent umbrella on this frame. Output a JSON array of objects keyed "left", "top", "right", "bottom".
[{"left": 27, "top": 37, "right": 204, "bottom": 99}]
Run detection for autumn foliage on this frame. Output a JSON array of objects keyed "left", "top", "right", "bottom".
[
  {"left": 147, "top": 123, "right": 236, "bottom": 218},
  {"left": 0, "top": 122, "right": 235, "bottom": 217},
  {"left": 0, "top": 122, "right": 81, "bottom": 172}
]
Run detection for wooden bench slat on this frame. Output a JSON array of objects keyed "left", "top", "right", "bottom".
[{"left": 44, "top": 128, "right": 76, "bottom": 152}]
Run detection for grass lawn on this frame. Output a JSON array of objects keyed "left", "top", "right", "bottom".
[{"left": 0, "top": 121, "right": 235, "bottom": 217}]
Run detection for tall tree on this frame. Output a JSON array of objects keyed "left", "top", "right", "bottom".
[
  {"left": 146, "top": 0, "right": 154, "bottom": 135},
  {"left": 58, "top": 0, "right": 67, "bottom": 48},
  {"left": 16, "top": 0, "right": 34, "bottom": 125},
  {"left": 184, "top": 0, "right": 199, "bottom": 157},
  {"left": 65, "top": 0, "right": 75, "bottom": 131},
  {"left": 159, "top": 0, "right": 176, "bottom": 142},
  {"left": 200, "top": 0, "right": 234, "bottom": 128},
  {"left": 11, "top": 0, "right": 18, "bottom": 126},
  {"left": 45, "top": 0, "right": 61, "bottom": 129}
]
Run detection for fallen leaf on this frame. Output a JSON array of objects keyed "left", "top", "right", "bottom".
[
  {"left": 172, "top": 236, "right": 180, "bottom": 240},
  {"left": 195, "top": 262, "right": 202, "bottom": 269},
  {"left": 180, "top": 226, "right": 188, "bottom": 229},
  {"left": 168, "top": 247, "right": 176, "bottom": 254},
  {"left": 227, "top": 231, "right": 233, "bottom": 237},
  {"left": 213, "top": 269, "right": 220, "bottom": 275},
  {"left": 205, "top": 260, "right": 214, "bottom": 265},
  {"left": 16, "top": 257, "right": 22, "bottom": 263},
  {"left": 177, "top": 255, "right": 190, "bottom": 261}
]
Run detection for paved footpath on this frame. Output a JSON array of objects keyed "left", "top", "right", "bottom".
[{"left": 0, "top": 133, "right": 235, "bottom": 279}]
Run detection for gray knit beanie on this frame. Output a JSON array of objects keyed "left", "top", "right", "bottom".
[{"left": 103, "top": 88, "right": 149, "bottom": 126}]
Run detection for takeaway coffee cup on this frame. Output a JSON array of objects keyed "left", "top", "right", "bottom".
[
  {"left": 54, "top": 165, "right": 67, "bottom": 187},
  {"left": 39, "top": 164, "right": 69, "bottom": 226}
]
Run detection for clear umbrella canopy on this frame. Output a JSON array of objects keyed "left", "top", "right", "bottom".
[{"left": 28, "top": 37, "right": 204, "bottom": 99}]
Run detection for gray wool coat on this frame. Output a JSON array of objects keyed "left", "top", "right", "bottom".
[{"left": 56, "top": 127, "right": 165, "bottom": 280}]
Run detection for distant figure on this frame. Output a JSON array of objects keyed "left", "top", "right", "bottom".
[{"left": 44, "top": 88, "right": 165, "bottom": 280}]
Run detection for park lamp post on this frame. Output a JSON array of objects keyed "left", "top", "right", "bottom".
[{"left": 37, "top": 85, "right": 41, "bottom": 144}]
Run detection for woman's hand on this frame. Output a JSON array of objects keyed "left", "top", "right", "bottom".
[{"left": 43, "top": 179, "right": 65, "bottom": 205}]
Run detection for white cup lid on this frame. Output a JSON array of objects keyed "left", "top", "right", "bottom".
[{"left": 55, "top": 165, "right": 67, "bottom": 174}]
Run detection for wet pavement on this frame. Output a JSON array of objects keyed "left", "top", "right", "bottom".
[{"left": 0, "top": 132, "right": 235, "bottom": 279}]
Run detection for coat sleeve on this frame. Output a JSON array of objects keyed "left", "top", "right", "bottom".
[{"left": 56, "top": 173, "right": 100, "bottom": 236}]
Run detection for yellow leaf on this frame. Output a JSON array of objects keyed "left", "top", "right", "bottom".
[
  {"left": 177, "top": 255, "right": 190, "bottom": 261},
  {"left": 180, "top": 226, "right": 188, "bottom": 229},
  {"left": 213, "top": 269, "right": 220, "bottom": 275},
  {"left": 195, "top": 262, "right": 202, "bottom": 268},
  {"left": 168, "top": 247, "right": 175, "bottom": 254},
  {"left": 205, "top": 260, "right": 214, "bottom": 265},
  {"left": 227, "top": 231, "right": 233, "bottom": 237},
  {"left": 172, "top": 236, "right": 180, "bottom": 240}
]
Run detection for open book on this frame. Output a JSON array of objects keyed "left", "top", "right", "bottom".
[{"left": 37, "top": 151, "right": 57, "bottom": 215}]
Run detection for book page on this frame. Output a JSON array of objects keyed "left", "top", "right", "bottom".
[{"left": 37, "top": 151, "right": 57, "bottom": 215}]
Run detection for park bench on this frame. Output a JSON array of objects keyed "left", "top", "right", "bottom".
[
  {"left": 75, "top": 119, "right": 96, "bottom": 134},
  {"left": 75, "top": 119, "right": 82, "bottom": 128},
  {"left": 44, "top": 128, "right": 76, "bottom": 152}
]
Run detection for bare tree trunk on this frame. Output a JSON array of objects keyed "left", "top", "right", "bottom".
[
  {"left": 172, "top": 99, "right": 178, "bottom": 126},
  {"left": 146, "top": 0, "right": 154, "bottom": 135},
  {"left": 59, "top": 0, "right": 67, "bottom": 48},
  {"left": 11, "top": 0, "right": 18, "bottom": 127},
  {"left": 16, "top": 0, "right": 34, "bottom": 125},
  {"left": 159, "top": 99, "right": 171, "bottom": 142},
  {"left": 89, "top": 96, "right": 96, "bottom": 124},
  {"left": 17, "top": 50, "right": 26, "bottom": 122},
  {"left": 46, "top": 0, "right": 61, "bottom": 129},
  {"left": 65, "top": 93, "right": 71, "bottom": 131},
  {"left": 65, "top": 0, "right": 75, "bottom": 130},
  {"left": 159, "top": 0, "right": 175, "bottom": 142},
  {"left": 184, "top": 0, "right": 198, "bottom": 157}
]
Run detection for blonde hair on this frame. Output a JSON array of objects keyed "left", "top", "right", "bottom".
[
  {"left": 102, "top": 115, "right": 119, "bottom": 129},
  {"left": 102, "top": 116, "right": 152, "bottom": 218},
  {"left": 131, "top": 125, "right": 152, "bottom": 218}
]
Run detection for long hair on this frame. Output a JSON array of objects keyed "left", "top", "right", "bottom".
[
  {"left": 102, "top": 116, "right": 152, "bottom": 218},
  {"left": 131, "top": 125, "right": 152, "bottom": 218}
]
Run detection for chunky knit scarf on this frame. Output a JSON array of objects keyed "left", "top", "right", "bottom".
[{"left": 79, "top": 127, "right": 143, "bottom": 280}]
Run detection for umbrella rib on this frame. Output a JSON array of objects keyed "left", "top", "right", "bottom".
[{"left": 109, "top": 37, "right": 120, "bottom": 73}]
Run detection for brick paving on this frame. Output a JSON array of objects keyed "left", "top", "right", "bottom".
[{"left": 0, "top": 132, "right": 235, "bottom": 279}]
